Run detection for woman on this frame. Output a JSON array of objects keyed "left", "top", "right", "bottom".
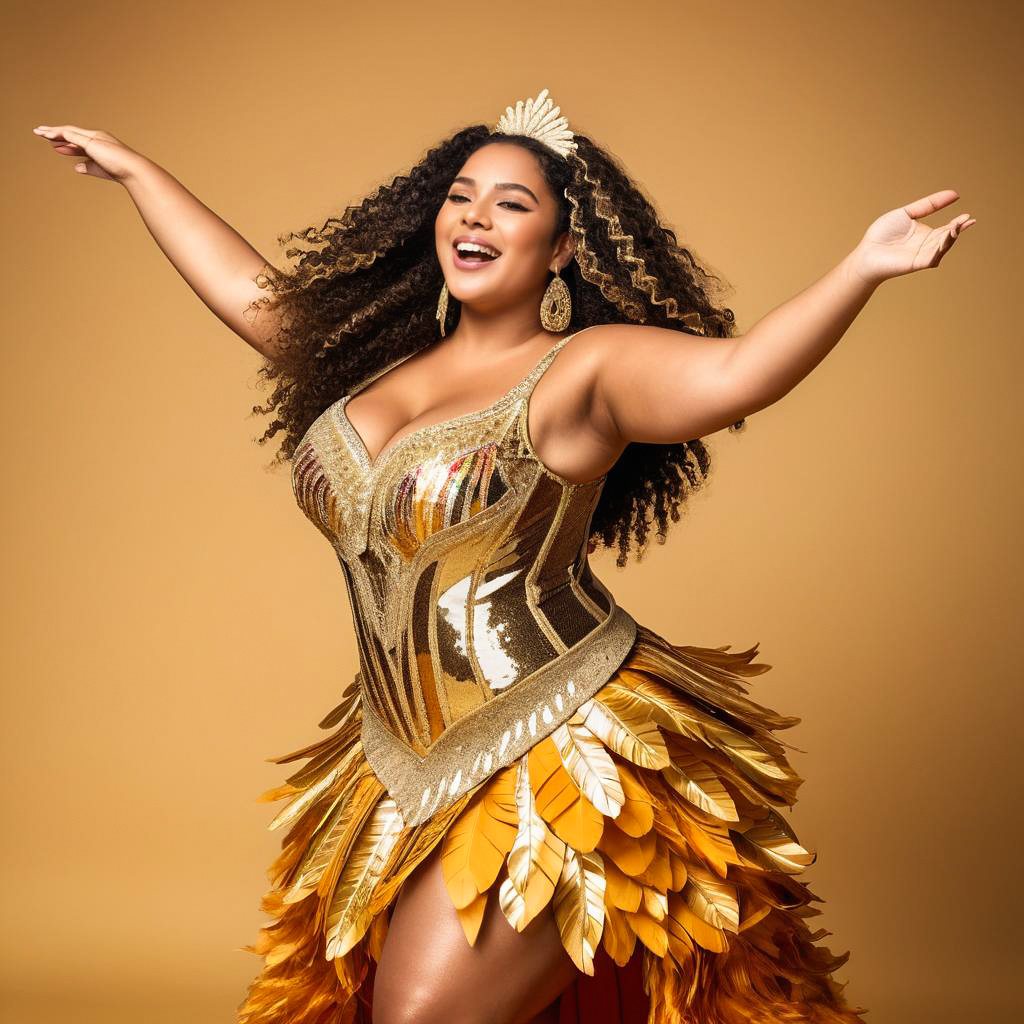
[{"left": 33, "top": 89, "right": 972, "bottom": 1024}]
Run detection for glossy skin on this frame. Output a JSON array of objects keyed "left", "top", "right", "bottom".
[
  {"left": 33, "top": 121, "right": 975, "bottom": 1023},
  {"left": 32, "top": 124, "right": 975, "bottom": 489},
  {"left": 358, "top": 159, "right": 589, "bottom": 1022},
  {"left": 373, "top": 844, "right": 577, "bottom": 1024},
  {"left": 342, "top": 140, "right": 628, "bottom": 486},
  {"left": 333, "top": 140, "right": 976, "bottom": 486}
]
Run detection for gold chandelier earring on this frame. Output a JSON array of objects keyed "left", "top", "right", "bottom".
[
  {"left": 540, "top": 265, "right": 571, "bottom": 332},
  {"left": 436, "top": 281, "right": 449, "bottom": 337}
]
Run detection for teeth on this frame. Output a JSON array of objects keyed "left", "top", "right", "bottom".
[{"left": 456, "top": 241, "right": 500, "bottom": 258}]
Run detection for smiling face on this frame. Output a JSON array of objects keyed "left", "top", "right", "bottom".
[{"left": 434, "top": 141, "right": 574, "bottom": 316}]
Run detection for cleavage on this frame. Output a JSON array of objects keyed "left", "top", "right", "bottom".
[
  {"left": 344, "top": 388, "right": 493, "bottom": 466},
  {"left": 343, "top": 343, "right": 555, "bottom": 467}
]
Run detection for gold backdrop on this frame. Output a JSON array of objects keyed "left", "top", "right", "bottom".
[{"left": 3, "top": 1, "right": 1019, "bottom": 1021}]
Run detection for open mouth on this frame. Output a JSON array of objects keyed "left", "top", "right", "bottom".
[{"left": 453, "top": 241, "right": 501, "bottom": 264}]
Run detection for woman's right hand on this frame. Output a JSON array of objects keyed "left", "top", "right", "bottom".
[
  {"left": 33, "top": 121, "right": 282, "bottom": 359},
  {"left": 32, "top": 124, "right": 146, "bottom": 183}
]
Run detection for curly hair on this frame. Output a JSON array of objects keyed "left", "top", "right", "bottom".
[{"left": 245, "top": 123, "right": 744, "bottom": 567}]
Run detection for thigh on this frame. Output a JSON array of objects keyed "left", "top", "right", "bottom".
[{"left": 372, "top": 843, "right": 580, "bottom": 1024}]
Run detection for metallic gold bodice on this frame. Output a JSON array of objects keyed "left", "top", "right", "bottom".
[{"left": 290, "top": 332, "right": 637, "bottom": 825}]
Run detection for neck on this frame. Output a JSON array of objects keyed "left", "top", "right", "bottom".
[{"left": 445, "top": 297, "right": 553, "bottom": 355}]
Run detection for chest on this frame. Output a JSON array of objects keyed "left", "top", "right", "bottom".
[{"left": 291, "top": 394, "right": 539, "bottom": 561}]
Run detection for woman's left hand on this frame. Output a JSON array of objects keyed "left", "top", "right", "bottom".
[{"left": 852, "top": 189, "right": 975, "bottom": 286}]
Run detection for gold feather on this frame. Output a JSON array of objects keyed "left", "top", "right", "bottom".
[
  {"left": 323, "top": 795, "right": 404, "bottom": 959},
  {"left": 440, "top": 765, "right": 519, "bottom": 909},
  {"left": 314, "top": 772, "right": 390, "bottom": 915},
  {"left": 365, "top": 790, "right": 475, "bottom": 918},
  {"left": 603, "top": 856, "right": 643, "bottom": 912},
  {"left": 582, "top": 695, "right": 670, "bottom": 769},
  {"left": 497, "top": 875, "right": 528, "bottom": 932},
  {"left": 366, "top": 911, "right": 389, "bottom": 962},
  {"left": 664, "top": 900, "right": 697, "bottom": 968},
  {"left": 528, "top": 736, "right": 604, "bottom": 852},
  {"left": 597, "top": 819, "right": 657, "bottom": 877},
  {"left": 635, "top": 840, "right": 673, "bottom": 891},
  {"left": 624, "top": 907, "right": 668, "bottom": 956},
  {"left": 599, "top": 681, "right": 711, "bottom": 747},
  {"left": 283, "top": 769, "right": 383, "bottom": 904},
  {"left": 738, "top": 895, "right": 773, "bottom": 932},
  {"left": 641, "top": 884, "right": 669, "bottom": 922},
  {"left": 605, "top": 678, "right": 791, "bottom": 783},
  {"left": 654, "top": 779, "right": 740, "bottom": 880},
  {"left": 278, "top": 728, "right": 358, "bottom": 790},
  {"left": 267, "top": 763, "right": 340, "bottom": 833},
  {"left": 268, "top": 743, "right": 362, "bottom": 833},
  {"left": 612, "top": 760, "right": 656, "bottom": 838},
  {"left": 553, "top": 847, "right": 606, "bottom": 975},
  {"left": 553, "top": 718, "right": 624, "bottom": 817},
  {"left": 660, "top": 750, "right": 739, "bottom": 823},
  {"left": 675, "top": 740, "right": 777, "bottom": 808},
  {"left": 683, "top": 862, "right": 740, "bottom": 934},
  {"left": 501, "top": 756, "right": 566, "bottom": 931},
  {"left": 733, "top": 807, "right": 816, "bottom": 874},
  {"left": 667, "top": 890, "right": 730, "bottom": 953},
  {"left": 315, "top": 675, "right": 361, "bottom": 729},
  {"left": 455, "top": 888, "right": 489, "bottom": 946},
  {"left": 602, "top": 905, "right": 638, "bottom": 966},
  {"left": 677, "top": 813, "right": 738, "bottom": 881},
  {"left": 669, "top": 850, "right": 689, "bottom": 891}
]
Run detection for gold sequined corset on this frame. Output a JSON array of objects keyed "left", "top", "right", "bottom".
[{"left": 290, "top": 331, "right": 638, "bottom": 826}]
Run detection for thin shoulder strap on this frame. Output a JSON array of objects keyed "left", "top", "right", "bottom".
[{"left": 521, "top": 332, "right": 576, "bottom": 399}]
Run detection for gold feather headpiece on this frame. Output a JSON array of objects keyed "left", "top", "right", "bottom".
[
  {"left": 488, "top": 87, "right": 708, "bottom": 339},
  {"left": 491, "top": 87, "right": 577, "bottom": 160}
]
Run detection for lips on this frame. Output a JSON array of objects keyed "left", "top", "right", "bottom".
[
  {"left": 453, "top": 235, "right": 501, "bottom": 256},
  {"left": 452, "top": 237, "right": 502, "bottom": 271}
]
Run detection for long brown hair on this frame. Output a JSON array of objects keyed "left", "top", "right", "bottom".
[{"left": 247, "top": 124, "right": 744, "bottom": 567}]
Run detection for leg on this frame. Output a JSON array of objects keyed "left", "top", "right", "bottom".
[{"left": 372, "top": 843, "right": 580, "bottom": 1024}]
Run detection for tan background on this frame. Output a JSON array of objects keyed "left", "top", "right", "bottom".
[{"left": 3, "top": 0, "right": 1020, "bottom": 1021}]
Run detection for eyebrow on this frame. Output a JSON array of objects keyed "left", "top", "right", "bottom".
[{"left": 451, "top": 176, "right": 540, "bottom": 205}]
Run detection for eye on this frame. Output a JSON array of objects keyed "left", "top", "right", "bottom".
[{"left": 446, "top": 193, "right": 529, "bottom": 212}]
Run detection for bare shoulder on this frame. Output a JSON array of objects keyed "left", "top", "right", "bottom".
[
  {"left": 571, "top": 321, "right": 725, "bottom": 357},
  {"left": 530, "top": 322, "right": 736, "bottom": 482},
  {"left": 538, "top": 321, "right": 745, "bottom": 456},
  {"left": 553, "top": 322, "right": 726, "bottom": 390}
]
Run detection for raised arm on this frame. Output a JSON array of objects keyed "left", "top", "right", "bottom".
[
  {"left": 592, "top": 189, "right": 975, "bottom": 445},
  {"left": 32, "top": 124, "right": 283, "bottom": 361}
]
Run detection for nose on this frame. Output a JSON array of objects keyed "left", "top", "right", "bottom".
[{"left": 461, "top": 197, "right": 491, "bottom": 229}]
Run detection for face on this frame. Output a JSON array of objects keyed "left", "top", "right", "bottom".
[{"left": 434, "top": 142, "right": 574, "bottom": 315}]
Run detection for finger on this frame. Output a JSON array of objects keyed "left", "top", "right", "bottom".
[
  {"left": 34, "top": 127, "right": 73, "bottom": 142},
  {"left": 33, "top": 124, "right": 94, "bottom": 142},
  {"left": 61, "top": 126, "right": 96, "bottom": 144},
  {"left": 951, "top": 213, "right": 974, "bottom": 237},
  {"left": 43, "top": 138, "right": 86, "bottom": 155},
  {"left": 901, "top": 189, "right": 960, "bottom": 221}
]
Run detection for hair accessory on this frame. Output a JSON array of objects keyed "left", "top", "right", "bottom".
[
  {"left": 540, "top": 267, "right": 572, "bottom": 331},
  {"left": 492, "top": 88, "right": 577, "bottom": 160}
]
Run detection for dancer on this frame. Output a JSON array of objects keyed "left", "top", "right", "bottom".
[{"left": 33, "top": 88, "right": 972, "bottom": 1024}]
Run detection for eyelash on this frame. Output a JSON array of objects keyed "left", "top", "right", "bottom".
[{"left": 447, "top": 193, "right": 528, "bottom": 212}]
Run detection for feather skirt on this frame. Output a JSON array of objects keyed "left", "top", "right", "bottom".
[{"left": 235, "top": 624, "right": 869, "bottom": 1024}]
